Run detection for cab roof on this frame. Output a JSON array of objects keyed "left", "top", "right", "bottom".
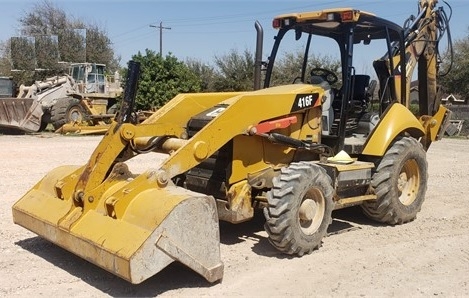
[{"left": 273, "top": 8, "right": 404, "bottom": 43}]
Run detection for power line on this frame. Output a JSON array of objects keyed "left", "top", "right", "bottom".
[
  {"left": 111, "top": 0, "right": 346, "bottom": 39},
  {"left": 112, "top": 31, "right": 154, "bottom": 46},
  {"left": 108, "top": 1, "right": 467, "bottom": 59},
  {"left": 110, "top": 24, "right": 150, "bottom": 40},
  {"left": 149, "top": 22, "right": 171, "bottom": 57}
]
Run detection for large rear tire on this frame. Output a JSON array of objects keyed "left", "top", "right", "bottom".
[
  {"left": 107, "top": 103, "right": 118, "bottom": 115},
  {"left": 264, "top": 162, "right": 334, "bottom": 256},
  {"left": 50, "top": 97, "right": 86, "bottom": 130},
  {"left": 362, "top": 137, "right": 428, "bottom": 224}
]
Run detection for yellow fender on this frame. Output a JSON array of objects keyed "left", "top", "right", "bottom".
[{"left": 362, "top": 103, "right": 425, "bottom": 157}]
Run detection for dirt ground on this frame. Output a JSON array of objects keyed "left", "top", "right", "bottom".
[{"left": 1, "top": 133, "right": 468, "bottom": 297}]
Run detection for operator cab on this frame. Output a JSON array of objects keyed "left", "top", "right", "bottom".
[
  {"left": 263, "top": 8, "right": 407, "bottom": 154},
  {"left": 70, "top": 63, "right": 107, "bottom": 94}
]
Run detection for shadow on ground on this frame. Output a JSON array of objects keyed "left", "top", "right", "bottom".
[
  {"left": 15, "top": 236, "right": 213, "bottom": 297},
  {"left": 15, "top": 206, "right": 382, "bottom": 296}
]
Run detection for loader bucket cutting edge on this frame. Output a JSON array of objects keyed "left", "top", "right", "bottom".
[{"left": 12, "top": 166, "right": 224, "bottom": 284}]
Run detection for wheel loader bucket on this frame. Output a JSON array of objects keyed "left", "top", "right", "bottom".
[
  {"left": 12, "top": 166, "right": 224, "bottom": 284},
  {"left": 0, "top": 98, "right": 43, "bottom": 132}
]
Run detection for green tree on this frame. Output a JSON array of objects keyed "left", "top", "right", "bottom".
[
  {"left": 0, "top": 0, "right": 120, "bottom": 83},
  {"left": 186, "top": 58, "right": 217, "bottom": 92},
  {"left": 18, "top": 0, "right": 119, "bottom": 68},
  {"left": 212, "top": 49, "right": 255, "bottom": 91},
  {"left": 35, "top": 35, "right": 60, "bottom": 70},
  {"left": 10, "top": 37, "right": 36, "bottom": 71},
  {"left": 129, "top": 50, "right": 202, "bottom": 110},
  {"left": 440, "top": 28, "right": 469, "bottom": 100},
  {"left": 85, "top": 23, "right": 119, "bottom": 69},
  {"left": 206, "top": 48, "right": 340, "bottom": 92},
  {"left": 271, "top": 51, "right": 341, "bottom": 87}
]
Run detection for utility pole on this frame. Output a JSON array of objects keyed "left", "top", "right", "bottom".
[{"left": 150, "top": 22, "right": 171, "bottom": 57}]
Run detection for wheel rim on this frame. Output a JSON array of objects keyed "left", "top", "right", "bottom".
[
  {"left": 397, "top": 159, "right": 420, "bottom": 205},
  {"left": 298, "top": 188, "right": 325, "bottom": 235},
  {"left": 67, "top": 106, "right": 83, "bottom": 122}
]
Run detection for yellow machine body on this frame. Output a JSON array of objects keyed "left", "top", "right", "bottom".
[
  {"left": 12, "top": 0, "right": 452, "bottom": 284},
  {"left": 12, "top": 85, "right": 327, "bottom": 283}
]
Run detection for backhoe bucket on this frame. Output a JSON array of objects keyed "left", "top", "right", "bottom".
[
  {"left": 0, "top": 98, "right": 43, "bottom": 132},
  {"left": 12, "top": 166, "right": 224, "bottom": 284}
]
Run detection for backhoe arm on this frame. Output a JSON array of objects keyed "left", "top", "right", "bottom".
[{"left": 381, "top": 0, "right": 452, "bottom": 146}]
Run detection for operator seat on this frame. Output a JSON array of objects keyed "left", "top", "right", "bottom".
[
  {"left": 349, "top": 74, "right": 371, "bottom": 114},
  {"left": 330, "top": 74, "right": 373, "bottom": 134}
]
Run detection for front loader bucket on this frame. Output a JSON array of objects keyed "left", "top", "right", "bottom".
[
  {"left": 12, "top": 166, "right": 223, "bottom": 284},
  {"left": 0, "top": 98, "right": 43, "bottom": 132}
]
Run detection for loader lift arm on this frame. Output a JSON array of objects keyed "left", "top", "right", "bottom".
[{"left": 13, "top": 57, "right": 328, "bottom": 284}]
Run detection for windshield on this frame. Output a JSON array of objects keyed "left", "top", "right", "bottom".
[
  {"left": 0, "top": 78, "right": 14, "bottom": 97},
  {"left": 268, "top": 30, "right": 341, "bottom": 88}
]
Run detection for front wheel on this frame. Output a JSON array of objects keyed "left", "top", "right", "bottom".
[
  {"left": 361, "top": 137, "right": 428, "bottom": 224},
  {"left": 50, "top": 97, "right": 87, "bottom": 130},
  {"left": 264, "top": 162, "right": 334, "bottom": 256}
]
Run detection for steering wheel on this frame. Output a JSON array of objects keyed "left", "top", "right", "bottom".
[{"left": 310, "top": 68, "right": 338, "bottom": 85}]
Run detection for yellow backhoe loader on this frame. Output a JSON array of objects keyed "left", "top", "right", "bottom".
[
  {"left": 12, "top": 0, "right": 452, "bottom": 284},
  {"left": 0, "top": 62, "right": 122, "bottom": 133}
]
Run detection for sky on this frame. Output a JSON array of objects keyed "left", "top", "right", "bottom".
[{"left": 0, "top": 0, "right": 468, "bottom": 68}]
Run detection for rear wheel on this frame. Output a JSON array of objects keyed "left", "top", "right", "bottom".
[
  {"left": 107, "top": 103, "right": 118, "bottom": 115},
  {"left": 264, "top": 162, "right": 334, "bottom": 256},
  {"left": 50, "top": 97, "right": 87, "bottom": 130},
  {"left": 104, "top": 104, "right": 119, "bottom": 124},
  {"left": 362, "top": 137, "right": 428, "bottom": 224}
]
